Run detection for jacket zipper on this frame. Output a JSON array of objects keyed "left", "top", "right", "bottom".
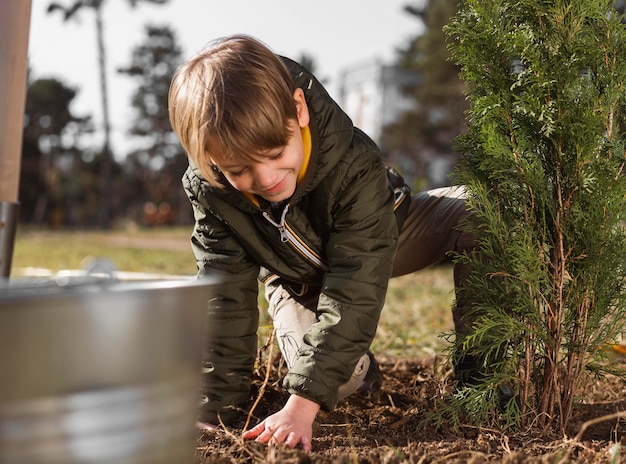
[
  {"left": 262, "top": 204, "right": 329, "bottom": 272},
  {"left": 262, "top": 187, "right": 408, "bottom": 273},
  {"left": 393, "top": 186, "right": 410, "bottom": 210}
]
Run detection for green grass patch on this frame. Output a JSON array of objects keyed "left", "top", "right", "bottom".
[
  {"left": 11, "top": 226, "right": 196, "bottom": 276},
  {"left": 374, "top": 265, "right": 455, "bottom": 358}
]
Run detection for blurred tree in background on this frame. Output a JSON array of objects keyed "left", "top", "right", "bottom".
[
  {"left": 21, "top": 77, "right": 100, "bottom": 226},
  {"left": 21, "top": 22, "right": 187, "bottom": 229},
  {"left": 383, "top": 0, "right": 467, "bottom": 190},
  {"left": 47, "top": 0, "right": 169, "bottom": 229},
  {"left": 118, "top": 24, "right": 190, "bottom": 226}
]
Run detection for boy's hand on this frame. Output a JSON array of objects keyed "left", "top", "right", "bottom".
[{"left": 242, "top": 394, "right": 320, "bottom": 451}]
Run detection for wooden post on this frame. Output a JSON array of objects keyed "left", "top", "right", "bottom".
[{"left": 0, "top": 0, "right": 32, "bottom": 277}]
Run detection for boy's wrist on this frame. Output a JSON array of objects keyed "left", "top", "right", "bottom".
[{"left": 286, "top": 394, "right": 320, "bottom": 419}]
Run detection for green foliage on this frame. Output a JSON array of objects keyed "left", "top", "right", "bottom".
[
  {"left": 444, "top": 0, "right": 626, "bottom": 432},
  {"left": 23, "top": 19, "right": 190, "bottom": 227},
  {"left": 119, "top": 25, "right": 182, "bottom": 142}
]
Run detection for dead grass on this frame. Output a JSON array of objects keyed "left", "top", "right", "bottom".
[{"left": 194, "top": 352, "right": 626, "bottom": 463}]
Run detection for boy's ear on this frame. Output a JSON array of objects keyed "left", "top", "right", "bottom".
[{"left": 293, "top": 88, "right": 310, "bottom": 128}]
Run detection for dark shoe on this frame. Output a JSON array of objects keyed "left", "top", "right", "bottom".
[
  {"left": 496, "top": 383, "right": 518, "bottom": 411},
  {"left": 357, "top": 351, "right": 383, "bottom": 394},
  {"left": 453, "top": 353, "right": 484, "bottom": 388},
  {"left": 454, "top": 359, "right": 518, "bottom": 411}
]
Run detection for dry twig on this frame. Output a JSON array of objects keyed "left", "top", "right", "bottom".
[
  {"left": 242, "top": 329, "right": 276, "bottom": 434},
  {"left": 573, "top": 410, "right": 626, "bottom": 442}
]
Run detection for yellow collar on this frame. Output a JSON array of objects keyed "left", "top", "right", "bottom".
[{"left": 297, "top": 125, "right": 312, "bottom": 185}]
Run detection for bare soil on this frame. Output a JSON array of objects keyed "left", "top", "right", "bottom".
[{"left": 194, "top": 355, "right": 626, "bottom": 463}]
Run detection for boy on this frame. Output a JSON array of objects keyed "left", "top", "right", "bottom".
[{"left": 168, "top": 35, "right": 473, "bottom": 451}]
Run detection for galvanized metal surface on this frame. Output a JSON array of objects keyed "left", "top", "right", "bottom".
[{"left": 0, "top": 277, "right": 216, "bottom": 463}]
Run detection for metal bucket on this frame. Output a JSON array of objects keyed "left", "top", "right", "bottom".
[{"left": 0, "top": 276, "right": 216, "bottom": 463}]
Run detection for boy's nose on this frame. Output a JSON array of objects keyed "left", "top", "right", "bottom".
[{"left": 252, "top": 164, "right": 276, "bottom": 188}]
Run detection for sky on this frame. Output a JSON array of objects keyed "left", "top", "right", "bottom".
[{"left": 27, "top": 0, "right": 423, "bottom": 157}]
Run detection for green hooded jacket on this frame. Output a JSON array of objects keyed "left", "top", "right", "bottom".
[{"left": 182, "top": 57, "right": 411, "bottom": 425}]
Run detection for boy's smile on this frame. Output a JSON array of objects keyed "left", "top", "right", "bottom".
[{"left": 211, "top": 89, "right": 310, "bottom": 202}]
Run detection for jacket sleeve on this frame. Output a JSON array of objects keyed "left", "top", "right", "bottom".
[
  {"left": 184, "top": 171, "right": 260, "bottom": 426},
  {"left": 282, "top": 137, "right": 400, "bottom": 410}
]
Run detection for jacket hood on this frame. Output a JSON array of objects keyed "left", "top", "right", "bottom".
[{"left": 281, "top": 57, "right": 355, "bottom": 199}]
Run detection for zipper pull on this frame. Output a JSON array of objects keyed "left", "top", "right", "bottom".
[
  {"left": 262, "top": 203, "right": 290, "bottom": 242},
  {"left": 277, "top": 224, "right": 288, "bottom": 242}
]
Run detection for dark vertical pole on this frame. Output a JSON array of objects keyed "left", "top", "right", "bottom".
[
  {"left": 0, "top": 0, "right": 31, "bottom": 277},
  {"left": 94, "top": 1, "right": 113, "bottom": 230}
]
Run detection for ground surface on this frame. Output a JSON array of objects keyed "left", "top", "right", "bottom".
[
  {"left": 195, "top": 356, "right": 626, "bottom": 463},
  {"left": 13, "top": 230, "right": 624, "bottom": 462}
]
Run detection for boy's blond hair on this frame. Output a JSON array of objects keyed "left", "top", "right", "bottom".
[{"left": 168, "top": 35, "right": 298, "bottom": 186}]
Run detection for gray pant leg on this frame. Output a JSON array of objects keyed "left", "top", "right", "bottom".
[
  {"left": 392, "top": 186, "right": 476, "bottom": 334},
  {"left": 392, "top": 186, "right": 468, "bottom": 276},
  {"left": 265, "top": 283, "right": 370, "bottom": 402}
]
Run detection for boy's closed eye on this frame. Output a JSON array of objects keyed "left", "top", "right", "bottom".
[
  {"left": 227, "top": 167, "right": 247, "bottom": 177},
  {"left": 222, "top": 149, "right": 286, "bottom": 177},
  {"left": 268, "top": 150, "right": 285, "bottom": 161}
]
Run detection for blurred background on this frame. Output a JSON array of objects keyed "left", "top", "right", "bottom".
[{"left": 22, "top": 0, "right": 468, "bottom": 230}]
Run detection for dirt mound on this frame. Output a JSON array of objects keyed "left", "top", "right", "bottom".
[{"left": 195, "top": 356, "right": 626, "bottom": 463}]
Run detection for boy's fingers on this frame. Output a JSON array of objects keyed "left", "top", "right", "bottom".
[
  {"left": 242, "top": 422, "right": 266, "bottom": 439},
  {"left": 284, "top": 432, "right": 299, "bottom": 448},
  {"left": 257, "top": 425, "right": 275, "bottom": 442},
  {"left": 244, "top": 425, "right": 311, "bottom": 451},
  {"left": 300, "top": 435, "right": 312, "bottom": 452},
  {"left": 268, "top": 428, "right": 289, "bottom": 445}
]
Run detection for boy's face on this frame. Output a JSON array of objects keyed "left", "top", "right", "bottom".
[{"left": 211, "top": 89, "right": 310, "bottom": 202}]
